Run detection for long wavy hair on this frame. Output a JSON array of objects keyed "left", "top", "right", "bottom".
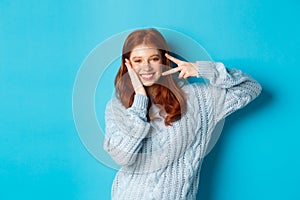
[{"left": 115, "top": 28, "right": 186, "bottom": 126}]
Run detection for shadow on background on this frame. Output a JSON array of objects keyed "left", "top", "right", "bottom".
[{"left": 196, "top": 87, "right": 272, "bottom": 200}]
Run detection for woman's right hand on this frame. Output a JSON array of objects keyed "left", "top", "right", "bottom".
[{"left": 125, "top": 59, "right": 147, "bottom": 96}]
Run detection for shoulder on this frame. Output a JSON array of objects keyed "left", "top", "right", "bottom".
[
  {"left": 106, "top": 97, "right": 119, "bottom": 109},
  {"left": 106, "top": 96, "right": 121, "bottom": 107},
  {"left": 105, "top": 96, "right": 127, "bottom": 116}
]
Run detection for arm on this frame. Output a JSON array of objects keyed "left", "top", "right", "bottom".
[
  {"left": 104, "top": 94, "right": 151, "bottom": 166},
  {"left": 196, "top": 61, "right": 262, "bottom": 122},
  {"left": 163, "top": 53, "right": 262, "bottom": 122}
]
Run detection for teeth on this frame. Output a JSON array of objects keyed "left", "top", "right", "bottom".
[{"left": 141, "top": 74, "right": 153, "bottom": 78}]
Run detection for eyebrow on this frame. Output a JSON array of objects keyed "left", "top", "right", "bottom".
[{"left": 131, "top": 54, "right": 161, "bottom": 59}]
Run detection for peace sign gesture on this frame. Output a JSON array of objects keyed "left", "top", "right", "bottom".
[{"left": 162, "top": 53, "right": 198, "bottom": 79}]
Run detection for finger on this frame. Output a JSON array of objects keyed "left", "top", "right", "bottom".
[
  {"left": 127, "top": 66, "right": 141, "bottom": 87},
  {"left": 125, "top": 59, "right": 140, "bottom": 82},
  {"left": 178, "top": 70, "right": 185, "bottom": 79},
  {"left": 165, "top": 53, "right": 182, "bottom": 65},
  {"left": 124, "top": 59, "right": 146, "bottom": 95},
  {"left": 183, "top": 72, "right": 190, "bottom": 79},
  {"left": 162, "top": 67, "right": 182, "bottom": 76},
  {"left": 125, "top": 59, "right": 132, "bottom": 70}
]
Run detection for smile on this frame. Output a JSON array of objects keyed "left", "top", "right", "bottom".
[{"left": 140, "top": 73, "right": 155, "bottom": 80}]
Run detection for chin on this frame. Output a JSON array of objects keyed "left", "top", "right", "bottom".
[{"left": 142, "top": 82, "right": 155, "bottom": 87}]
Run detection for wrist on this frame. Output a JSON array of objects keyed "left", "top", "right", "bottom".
[
  {"left": 135, "top": 88, "right": 146, "bottom": 96},
  {"left": 196, "top": 61, "right": 216, "bottom": 79}
]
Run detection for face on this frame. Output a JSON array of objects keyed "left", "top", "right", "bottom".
[{"left": 129, "top": 44, "right": 162, "bottom": 87}]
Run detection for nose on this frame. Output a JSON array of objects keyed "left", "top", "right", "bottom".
[{"left": 141, "top": 60, "right": 152, "bottom": 71}]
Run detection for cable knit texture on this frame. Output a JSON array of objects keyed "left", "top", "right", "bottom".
[{"left": 104, "top": 62, "right": 262, "bottom": 200}]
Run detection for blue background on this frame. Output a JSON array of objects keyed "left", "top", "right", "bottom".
[{"left": 1, "top": 0, "right": 299, "bottom": 199}]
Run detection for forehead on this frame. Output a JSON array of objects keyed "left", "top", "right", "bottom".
[{"left": 130, "top": 45, "right": 160, "bottom": 58}]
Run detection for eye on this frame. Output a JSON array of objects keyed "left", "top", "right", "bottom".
[
  {"left": 133, "top": 59, "right": 142, "bottom": 63},
  {"left": 151, "top": 57, "right": 160, "bottom": 62}
]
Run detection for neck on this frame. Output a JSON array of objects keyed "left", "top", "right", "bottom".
[{"left": 145, "top": 85, "right": 157, "bottom": 100}]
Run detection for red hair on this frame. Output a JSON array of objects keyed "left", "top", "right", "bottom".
[{"left": 114, "top": 28, "right": 186, "bottom": 126}]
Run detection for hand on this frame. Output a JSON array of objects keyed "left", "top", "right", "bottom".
[
  {"left": 162, "top": 53, "right": 198, "bottom": 79},
  {"left": 124, "top": 59, "right": 147, "bottom": 96}
]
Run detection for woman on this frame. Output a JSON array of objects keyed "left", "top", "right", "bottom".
[{"left": 104, "top": 28, "right": 262, "bottom": 200}]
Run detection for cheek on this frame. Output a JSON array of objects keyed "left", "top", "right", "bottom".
[
  {"left": 130, "top": 64, "right": 140, "bottom": 72},
  {"left": 153, "top": 64, "right": 162, "bottom": 73},
  {"left": 157, "top": 67, "right": 162, "bottom": 74}
]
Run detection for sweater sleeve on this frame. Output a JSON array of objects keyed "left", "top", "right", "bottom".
[
  {"left": 103, "top": 94, "right": 151, "bottom": 166},
  {"left": 196, "top": 61, "right": 262, "bottom": 122}
]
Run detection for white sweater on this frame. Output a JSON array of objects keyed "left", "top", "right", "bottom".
[{"left": 104, "top": 61, "right": 262, "bottom": 200}]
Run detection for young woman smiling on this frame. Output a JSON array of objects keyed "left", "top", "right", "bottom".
[{"left": 104, "top": 28, "right": 262, "bottom": 200}]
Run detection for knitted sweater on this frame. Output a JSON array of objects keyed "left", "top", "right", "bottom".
[{"left": 104, "top": 61, "right": 262, "bottom": 200}]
